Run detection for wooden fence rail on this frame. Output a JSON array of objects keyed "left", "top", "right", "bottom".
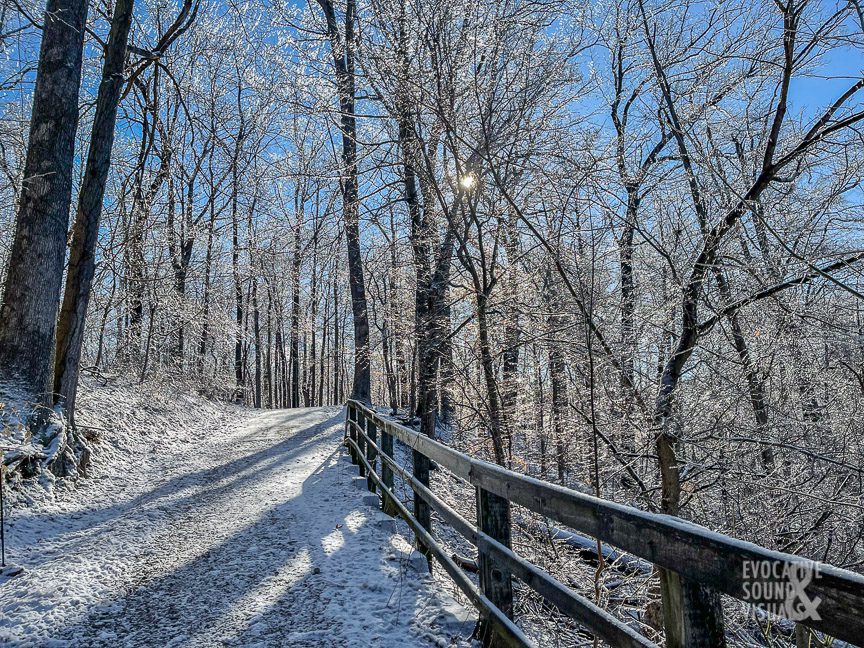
[{"left": 344, "top": 399, "right": 864, "bottom": 647}]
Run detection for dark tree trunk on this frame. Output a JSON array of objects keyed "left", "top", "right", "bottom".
[
  {"left": 476, "top": 293, "right": 506, "bottom": 465},
  {"left": 52, "top": 0, "right": 134, "bottom": 421},
  {"left": 198, "top": 196, "right": 216, "bottom": 374},
  {"left": 619, "top": 188, "right": 638, "bottom": 396},
  {"left": 275, "top": 312, "right": 284, "bottom": 408},
  {"left": 252, "top": 276, "right": 262, "bottom": 408},
  {"left": 309, "top": 237, "right": 318, "bottom": 406},
  {"left": 500, "top": 210, "right": 521, "bottom": 444},
  {"left": 532, "top": 344, "right": 547, "bottom": 479},
  {"left": 290, "top": 212, "right": 301, "bottom": 408},
  {"left": 230, "top": 84, "right": 246, "bottom": 394},
  {"left": 316, "top": 0, "right": 370, "bottom": 403},
  {"left": 231, "top": 171, "right": 244, "bottom": 392},
  {"left": 544, "top": 266, "right": 569, "bottom": 484},
  {"left": 125, "top": 80, "right": 168, "bottom": 358},
  {"left": 0, "top": 0, "right": 89, "bottom": 407},
  {"left": 302, "top": 333, "right": 310, "bottom": 407},
  {"left": 320, "top": 284, "right": 328, "bottom": 406},
  {"left": 333, "top": 279, "right": 340, "bottom": 405},
  {"left": 265, "top": 286, "right": 273, "bottom": 408}
]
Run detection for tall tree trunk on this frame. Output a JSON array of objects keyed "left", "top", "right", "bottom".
[
  {"left": 320, "top": 283, "right": 328, "bottom": 406},
  {"left": 0, "top": 0, "right": 89, "bottom": 407},
  {"left": 380, "top": 277, "right": 398, "bottom": 413},
  {"left": 252, "top": 276, "right": 262, "bottom": 408},
  {"left": 302, "top": 333, "right": 310, "bottom": 406},
  {"left": 231, "top": 165, "right": 244, "bottom": 393},
  {"left": 265, "top": 286, "right": 273, "bottom": 408},
  {"left": 52, "top": 0, "right": 135, "bottom": 421},
  {"left": 317, "top": 0, "right": 370, "bottom": 403},
  {"left": 500, "top": 210, "right": 521, "bottom": 444},
  {"left": 198, "top": 194, "right": 216, "bottom": 374},
  {"left": 544, "top": 266, "right": 569, "bottom": 484},
  {"left": 230, "top": 84, "right": 246, "bottom": 395},
  {"left": 290, "top": 211, "right": 301, "bottom": 408},
  {"left": 618, "top": 187, "right": 639, "bottom": 453},
  {"left": 532, "top": 344, "right": 547, "bottom": 479},
  {"left": 126, "top": 80, "right": 168, "bottom": 358},
  {"left": 476, "top": 292, "right": 507, "bottom": 465},
  {"left": 309, "top": 237, "right": 318, "bottom": 407},
  {"left": 275, "top": 309, "right": 284, "bottom": 408},
  {"left": 333, "top": 279, "right": 340, "bottom": 405}
]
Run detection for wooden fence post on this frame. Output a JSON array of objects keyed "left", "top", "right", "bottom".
[
  {"left": 476, "top": 486, "right": 514, "bottom": 647},
  {"left": 413, "top": 447, "right": 432, "bottom": 571},
  {"left": 357, "top": 411, "right": 367, "bottom": 478},
  {"left": 366, "top": 419, "right": 377, "bottom": 492},
  {"left": 660, "top": 569, "right": 725, "bottom": 648},
  {"left": 380, "top": 425, "right": 398, "bottom": 516},
  {"left": 347, "top": 406, "right": 358, "bottom": 464}
]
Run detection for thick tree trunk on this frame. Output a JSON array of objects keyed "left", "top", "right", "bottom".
[
  {"left": 52, "top": 0, "right": 134, "bottom": 421},
  {"left": 341, "top": 2, "right": 370, "bottom": 403},
  {"left": 0, "top": 0, "right": 89, "bottom": 407},
  {"left": 396, "top": 113, "right": 453, "bottom": 439},
  {"left": 532, "top": 344, "right": 547, "bottom": 478}
]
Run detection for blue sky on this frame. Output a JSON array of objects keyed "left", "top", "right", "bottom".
[{"left": 788, "top": 44, "right": 864, "bottom": 117}]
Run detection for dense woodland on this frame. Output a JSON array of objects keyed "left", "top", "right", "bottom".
[{"left": 0, "top": 0, "right": 863, "bottom": 644}]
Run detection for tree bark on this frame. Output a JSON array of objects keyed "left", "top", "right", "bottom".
[
  {"left": 500, "top": 210, "right": 521, "bottom": 448},
  {"left": 198, "top": 186, "right": 217, "bottom": 374},
  {"left": 52, "top": 0, "right": 135, "bottom": 420},
  {"left": 0, "top": 0, "right": 89, "bottom": 407},
  {"left": 290, "top": 207, "right": 301, "bottom": 408},
  {"left": 316, "top": 0, "right": 371, "bottom": 403}
]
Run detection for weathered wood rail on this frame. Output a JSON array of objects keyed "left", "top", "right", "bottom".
[{"left": 343, "top": 399, "right": 864, "bottom": 647}]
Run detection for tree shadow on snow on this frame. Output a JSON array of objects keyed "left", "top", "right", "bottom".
[
  {"left": 19, "top": 412, "right": 473, "bottom": 647},
  {"left": 5, "top": 409, "right": 345, "bottom": 552}
]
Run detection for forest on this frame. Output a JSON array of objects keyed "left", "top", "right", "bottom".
[{"left": 0, "top": 0, "right": 863, "bottom": 645}]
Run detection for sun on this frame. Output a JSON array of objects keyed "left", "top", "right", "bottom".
[{"left": 459, "top": 174, "right": 476, "bottom": 190}]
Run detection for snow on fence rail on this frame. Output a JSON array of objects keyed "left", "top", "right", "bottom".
[{"left": 343, "top": 399, "right": 864, "bottom": 647}]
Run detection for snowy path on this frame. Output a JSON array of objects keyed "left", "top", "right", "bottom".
[{"left": 0, "top": 407, "right": 474, "bottom": 647}]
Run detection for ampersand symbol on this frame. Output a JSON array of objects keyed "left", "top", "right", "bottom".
[{"left": 785, "top": 562, "right": 822, "bottom": 621}]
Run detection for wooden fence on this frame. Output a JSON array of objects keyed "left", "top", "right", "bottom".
[{"left": 343, "top": 399, "right": 864, "bottom": 647}]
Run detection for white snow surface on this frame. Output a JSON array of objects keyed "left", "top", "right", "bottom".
[{"left": 0, "top": 404, "right": 475, "bottom": 647}]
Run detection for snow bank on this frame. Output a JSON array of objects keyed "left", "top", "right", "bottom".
[{"left": 1, "top": 375, "right": 239, "bottom": 506}]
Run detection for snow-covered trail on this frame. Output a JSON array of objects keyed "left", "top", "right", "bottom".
[{"left": 0, "top": 407, "right": 474, "bottom": 647}]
